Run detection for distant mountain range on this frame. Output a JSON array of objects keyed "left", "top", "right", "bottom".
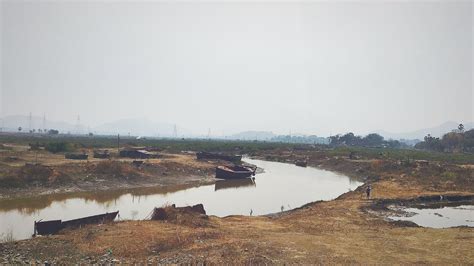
[
  {"left": 1, "top": 115, "right": 472, "bottom": 142},
  {"left": 376, "top": 121, "right": 474, "bottom": 140},
  {"left": 0, "top": 115, "right": 87, "bottom": 133},
  {"left": 93, "top": 118, "right": 191, "bottom": 137},
  {"left": 0, "top": 115, "right": 190, "bottom": 137}
]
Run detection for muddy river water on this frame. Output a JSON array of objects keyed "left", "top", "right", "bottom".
[
  {"left": 388, "top": 204, "right": 474, "bottom": 228},
  {"left": 0, "top": 159, "right": 362, "bottom": 240}
]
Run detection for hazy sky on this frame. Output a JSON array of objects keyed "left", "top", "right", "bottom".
[{"left": 1, "top": 0, "right": 473, "bottom": 136}]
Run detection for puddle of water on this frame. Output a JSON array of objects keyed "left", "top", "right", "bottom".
[
  {"left": 0, "top": 158, "right": 362, "bottom": 240},
  {"left": 388, "top": 205, "right": 474, "bottom": 228}
]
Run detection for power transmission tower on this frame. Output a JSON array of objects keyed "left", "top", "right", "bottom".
[
  {"left": 42, "top": 113, "right": 46, "bottom": 131},
  {"left": 75, "top": 115, "right": 81, "bottom": 134},
  {"left": 173, "top": 124, "right": 177, "bottom": 138},
  {"left": 28, "top": 112, "right": 32, "bottom": 132},
  {"left": 207, "top": 128, "right": 211, "bottom": 139}
]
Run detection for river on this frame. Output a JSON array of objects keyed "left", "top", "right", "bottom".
[{"left": 0, "top": 158, "right": 362, "bottom": 240}]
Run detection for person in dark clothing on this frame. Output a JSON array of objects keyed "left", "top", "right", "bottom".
[{"left": 366, "top": 185, "right": 372, "bottom": 199}]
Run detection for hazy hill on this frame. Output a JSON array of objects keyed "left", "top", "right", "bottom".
[
  {"left": 376, "top": 121, "right": 474, "bottom": 140},
  {"left": 0, "top": 115, "right": 190, "bottom": 137},
  {"left": 93, "top": 118, "right": 190, "bottom": 137},
  {"left": 0, "top": 115, "right": 86, "bottom": 133}
]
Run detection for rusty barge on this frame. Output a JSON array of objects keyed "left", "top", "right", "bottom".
[{"left": 34, "top": 211, "right": 119, "bottom": 235}]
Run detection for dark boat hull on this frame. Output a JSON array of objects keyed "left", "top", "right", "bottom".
[
  {"left": 35, "top": 211, "right": 119, "bottom": 235},
  {"left": 93, "top": 152, "right": 110, "bottom": 159},
  {"left": 65, "top": 153, "right": 88, "bottom": 160},
  {"left": 295, "top": 160, "right": 307, "bottom": 167},
  {"left": 215, "top": 166, "right": 254, "bottom": 179}
]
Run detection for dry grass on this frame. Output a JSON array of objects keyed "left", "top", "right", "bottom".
[{"left": 0, "top": 229, "right": 15, "bottom": 243}]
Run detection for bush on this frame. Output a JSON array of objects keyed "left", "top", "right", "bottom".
[
  {"left": 0, "top": 176, "right": 23, "bottom": 188},
  {"left": 45, "top": 142, "right": 75, "bottom": 153}
]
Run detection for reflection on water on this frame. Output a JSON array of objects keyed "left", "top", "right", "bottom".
[
  {"left": 388, "top": 204, "right": 474, "bottom": 228},
  {"left": 0, "top": 183, "right": 201, "bottom": 215},
  {"left": 0, "top": 158, "right": 361, "bottom": 240},
  {"left": 215, "top": 178, "right": 256, "bottom": 191}
]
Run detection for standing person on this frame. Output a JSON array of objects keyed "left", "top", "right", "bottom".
[{"left": 366, "top": 185, "right": 372, "bottom": 199}]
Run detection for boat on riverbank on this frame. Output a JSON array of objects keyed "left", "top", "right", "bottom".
[
  {"left": 34, "top": 211, "right": 119, "bottom": 235},
  {"left": 295, "top": 160, "right": 307, "bottom": 167},
  {"left": 65, "top": 153, "right": 88, "bottom": 160},
  {"left": 215, "top": 165, "right": 255, "bottom": 179}
]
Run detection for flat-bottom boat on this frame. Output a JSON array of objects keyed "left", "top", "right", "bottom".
[
  {"left": 34, "top": 211, "right": 119, "bottom": 235},
  {"left": 215, "top": 165, "right": 255, "bottom": 179},
  {"left": 295, "top": 160, "right": 308, "bottom": 167}
]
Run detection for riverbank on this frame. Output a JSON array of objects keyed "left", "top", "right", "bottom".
[
  {"left": 1, "top": 147, "right": 473, "bottom": 263},
  {"left": 0, "top": 148, "right": 218, "bottom": 199}
]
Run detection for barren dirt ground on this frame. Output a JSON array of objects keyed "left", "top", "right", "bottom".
[{"left": 0, "top": 147, "right": 219, "bottom": 199}]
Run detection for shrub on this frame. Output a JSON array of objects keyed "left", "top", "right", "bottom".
[{"left": 45, "top": 142, "right": 75, "bottom": 153}]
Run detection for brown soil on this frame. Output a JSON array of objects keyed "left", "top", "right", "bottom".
[
  {"left": 0, "top": 147, "right": 220, "bottom": 199},
  {"left": 1, "top": 148, "right": 474, "bottom": 264}
]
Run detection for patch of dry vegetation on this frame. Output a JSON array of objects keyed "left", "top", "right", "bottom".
[{"left": 90, "top": 161, "right": 141, "bottom": 179}]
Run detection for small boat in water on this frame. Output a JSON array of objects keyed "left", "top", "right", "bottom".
[
  {"left": 215, "top": 165, "right": 255, "bottom": 179},
  {"left": 34, "top": 211, "right": 119, "bottom": 235},
  {"left": 295, "top": 160, "right": 308, "bottom": 167}
]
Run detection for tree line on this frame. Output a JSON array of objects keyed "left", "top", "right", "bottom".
[
  {"left": 415, "top": 124, "right": 474, "bottom": 153},
  {"left": 329, "top": 132, "right": 401, "bottom": 148}
]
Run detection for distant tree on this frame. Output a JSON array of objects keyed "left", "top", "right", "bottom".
[
  {"left": 417, "top": 133, "right": 445, "bottom": 152},
  {"left": 442, "top": 132, "right": 464, "bottom": 152},
  {"left": 329, "top": 134, "right": 341, "bottom": 146},
  {"left": 464, "top": 129, "right": 474, "bottom": 152},
  {"left": 45, "top": 142, "right": 74, "bottom": 153},
  {"left": 458, "top": 123, "right": 465, "bottom": 133},
  {"left": 362, "top": 133, "right": 384, "bottom": 147},
  {"left": 424, "top": 134, "right": 432, "bottom": 142},
  {"left": 340, "top": 132, "right": 361, "bottom": 146},
  {"left": 47, "top": 129, "right": 59, "bottom": 135},
  {"left": 18, "top": 126, "right": 22, "bottom": 132}
]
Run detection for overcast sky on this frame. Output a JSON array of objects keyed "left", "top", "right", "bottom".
[{"left": 1, "top": 0, "right": 472, "bottom": 136}]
